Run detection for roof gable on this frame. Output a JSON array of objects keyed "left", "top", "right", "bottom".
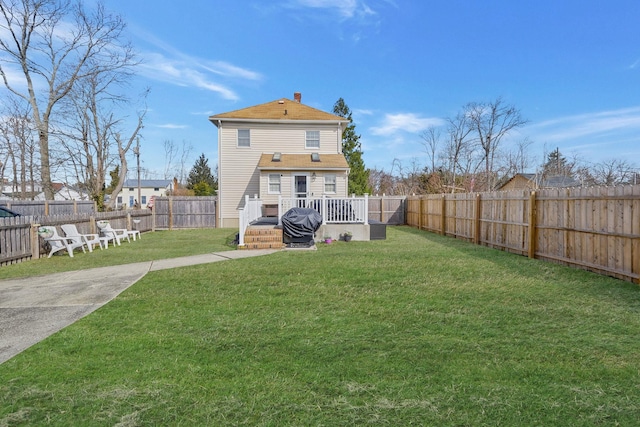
[{"left": 210, "top": 98, "right": 347, "bottom": 124}]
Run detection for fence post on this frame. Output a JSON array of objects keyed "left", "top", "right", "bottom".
[
  {"left": 31, "top": 223, "right": 41, "bottom": 260},
  {"left": 168, "top": 197, "right": 173, "bottom": 230},
  {"left": 440, "top": 194, "right": 446, "bottom": 235},
  {"left": 44, "top": 201, "right": 49, "bottom": 216},
  {"left": 379, "top": 197, "right": 384, "bottom": 223},
  {"left": 418, "top": 197, "right": 423, "bottom": 230},
  {"left": 528, "top": 191, "right": 537, "bottom": 259},
  {"left": 474, "top": 193, "right": 481, "bottom": 245}
]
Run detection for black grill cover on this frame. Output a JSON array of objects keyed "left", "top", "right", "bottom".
[{"left": 281, "top": 207, "right": 322, "bottom": 241}]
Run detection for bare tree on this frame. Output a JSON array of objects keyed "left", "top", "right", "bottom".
[
  {"left": 58, "top": 69, "right": 142, "bottom": 208},
  {"left": 0, "top": 98, "right": 38, "bottom": 198},
  {"left": 0, "top": 0, "right": 135, "bottom": 199},
  {"left": 466, "top": 97, "right": 527, "bottom": 190},
  {"left": 163, "top": 139, "right": 193, "bottom": 183},
  {"left": 443, "top": 110, "right": 475, "bottom": 192},
  {"left": 106, "top": 113, "right": 144, "bottom": 210},
  {"left": 498, "top": 137, "right": 533, "bottom": 182},
  {"left": 420, "top": 126, "right": 442, "bottom": 174},
  {"left": 585, "top": 159, "right": 637, "bottom": 186}
]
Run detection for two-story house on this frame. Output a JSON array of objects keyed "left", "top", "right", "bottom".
[
  {"left": 210, "top": 93, "right": 350, "bottom": 228},
  {"left": 113, "top": 179, "right": 173, "bottom": 209}
]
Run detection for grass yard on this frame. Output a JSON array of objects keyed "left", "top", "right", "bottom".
[
  {"left": 0, "top": 228, "right": 238, "bottom": 280},
  {"left": 1, "top": 226, "right": 639, "bottom": 425}
]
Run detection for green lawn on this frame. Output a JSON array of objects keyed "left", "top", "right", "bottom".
[
  {"left": 1, "top": 226, "right": 639, "bottom": 425},
  {"left": 0, "top": 228, "right": 238, "bottom": 280}
]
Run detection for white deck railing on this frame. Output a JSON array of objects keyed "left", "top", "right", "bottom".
[
  {"left": 238, "top": 195, "right": 262, "bottom": 245},
  {"left": 278, "top": 195, "right": 368, "bottom": 225}
]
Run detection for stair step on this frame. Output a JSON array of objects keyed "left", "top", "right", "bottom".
[
  {"left": 238, "top": 242, "right": 286, "bottom": 250},
  {"left": 241, "top": 226, "right": 283, "bottom": 250}
]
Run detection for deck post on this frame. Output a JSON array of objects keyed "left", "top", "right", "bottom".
[
  {"left": 322, "top": 195, "right": 327, "bottom": 225},
  {"left": 364, "top": 194, "right": 369, "bottom": 225}
]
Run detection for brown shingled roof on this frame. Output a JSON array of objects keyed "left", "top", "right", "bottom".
[
  {"left": 258, "top": 153, "right": 349, "bottom": 170},
  {"left": 210, "top": 98, "right": 347, "bottom": 123}
]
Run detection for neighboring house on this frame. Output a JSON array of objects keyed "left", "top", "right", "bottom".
[
  {"left": 114, "top": 179, "right": 173, "bottom": 209},
  {"left": 499, "top": 173, "right": 581, "bottom": 191},
  {"left": 52, "top": 184, "right": 90, "bottom": 201},
  {"left": 209, "top": 92, "right": 350, "bottom": 228}
]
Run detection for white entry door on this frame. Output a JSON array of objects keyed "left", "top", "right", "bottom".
[{"left": 293, "top": 174, "right": 308, "bottom": 207}]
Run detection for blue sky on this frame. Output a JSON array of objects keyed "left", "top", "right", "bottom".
[{"left": 102, "top": 0, "right": 640, "bottom": 178}]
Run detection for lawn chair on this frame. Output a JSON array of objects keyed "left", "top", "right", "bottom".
[
  {"left": 97, "top": 221, "right": 130, "bottom": 246},
  {"left": 39, "top": 226, "right": 86, "bottom": 258},
  {"left": 61, "top": 224, "right": 105, "bottom": 252}
]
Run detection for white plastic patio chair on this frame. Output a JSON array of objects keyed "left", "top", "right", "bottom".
[
  {"left": 40, "top": 226, "right": 86, "bottom": 258},
  {"left": 61, "top": 224, "right": 104, "bottom": 252},
  {"left": 97, "top": 221, "right": 130, "bottom": 246}
]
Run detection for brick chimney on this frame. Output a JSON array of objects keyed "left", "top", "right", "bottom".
[{"left": 293, "top": 92, "right": 301, "bottom": 103}]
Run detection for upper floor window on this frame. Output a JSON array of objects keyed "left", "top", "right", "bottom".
[
  {"left": 238, "top": 129, "right": 250, "bottom": 147},
  {"left": 305, "top": 130, "right": 320, "bottom": 149},
  {"left": 268, "top": 174, "right": 281, "bottom": 194},
  {"left": 324, "top": 174, "right": 336, "bottom": 193}
]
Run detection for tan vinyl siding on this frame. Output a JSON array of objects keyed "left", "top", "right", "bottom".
[
  {"left": 219, "top": 125, "right": 261, "bottom": 226},
  {"left": 244, "top": 123, "right": 341, "bottom": 154},
  {"left": 259, "top": 171, "right": 347, "bottom": 205}
]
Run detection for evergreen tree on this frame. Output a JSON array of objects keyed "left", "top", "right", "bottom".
[
  {"left": 333, "top": 98, "right": 370, "bottom": 195},
  {"left": 187, "top": 154, "right": 217, "bottom": 195},
  {"left": 542, "top": 148, "right": 574, "bottom": 177}
]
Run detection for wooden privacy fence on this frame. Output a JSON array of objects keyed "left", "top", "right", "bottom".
[
  {"left": 0, "top": 210, "right": 153, "bottom": 266},
  {"left": 0, "top": 200, "right": 96, "bottom": 215},
  {"left": 407, "top": 185, "right": 640, "bottom": 284},
  {"left": 368, "top": 196, "right": 406, "bottom": 224},
  {"left": 153, "top": 196, "right": 217, "bottom": 229}
]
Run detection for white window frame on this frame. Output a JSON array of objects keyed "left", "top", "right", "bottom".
[
  {"left": 305, "top": 130, "right": 320, "bottom": 149},
  {"left": 268, "top": 173, "right": 281, "bottom": 194},
  {"left": 238, "top": 129, "right": 250, "bottom": 147},
  {"left": 324, "top": 173, "right": 337, "bottom": 194}
]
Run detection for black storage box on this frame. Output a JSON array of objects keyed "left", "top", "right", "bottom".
[{"left": 369, "top": 220, "right": 387, "bottom": 240}]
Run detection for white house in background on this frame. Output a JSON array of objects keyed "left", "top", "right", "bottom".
[
  {"left": 114, "top": 179, "right": 173, "bottom": 208},
  {"left": 209, "top": 92, "right": 350, "bottom": 228}
]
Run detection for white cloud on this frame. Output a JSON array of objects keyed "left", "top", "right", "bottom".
[
  {"left": 370, "top": 113, "right": 445, "bottom": 136},
  {"left": 292, "top": 0, "right": 359, "bottom": 18},
  {"left": 527, "top": 107, "right": 640, "bottom": 143},
  {"left": 133, "top": 28, "right": 262, "bottom": 101},
  {"left": 155, "top": 123, "right": 188, "bottom": 129},
  {"left": 137, "top": 51, "right": 260, "bottom": 101}
]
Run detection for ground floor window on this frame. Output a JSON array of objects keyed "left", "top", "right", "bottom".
[
  {"left": 324, "top": 174, "right": 336, "bottom": 193},
  {"left": 269, "top": 174, "right": 281, "bottom": 194}
]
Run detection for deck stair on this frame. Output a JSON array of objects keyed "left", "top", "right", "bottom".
[{"left": 240, "top": 225, "right": 285, "bottom": 250}]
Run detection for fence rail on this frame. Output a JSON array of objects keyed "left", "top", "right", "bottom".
[{"left": 406, "top": 185, "right": 640, "bottom": 284}]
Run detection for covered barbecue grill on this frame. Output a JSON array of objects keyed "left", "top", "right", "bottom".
[{"left": 281, "top": 207, "right": 322, "bottom": 245}]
